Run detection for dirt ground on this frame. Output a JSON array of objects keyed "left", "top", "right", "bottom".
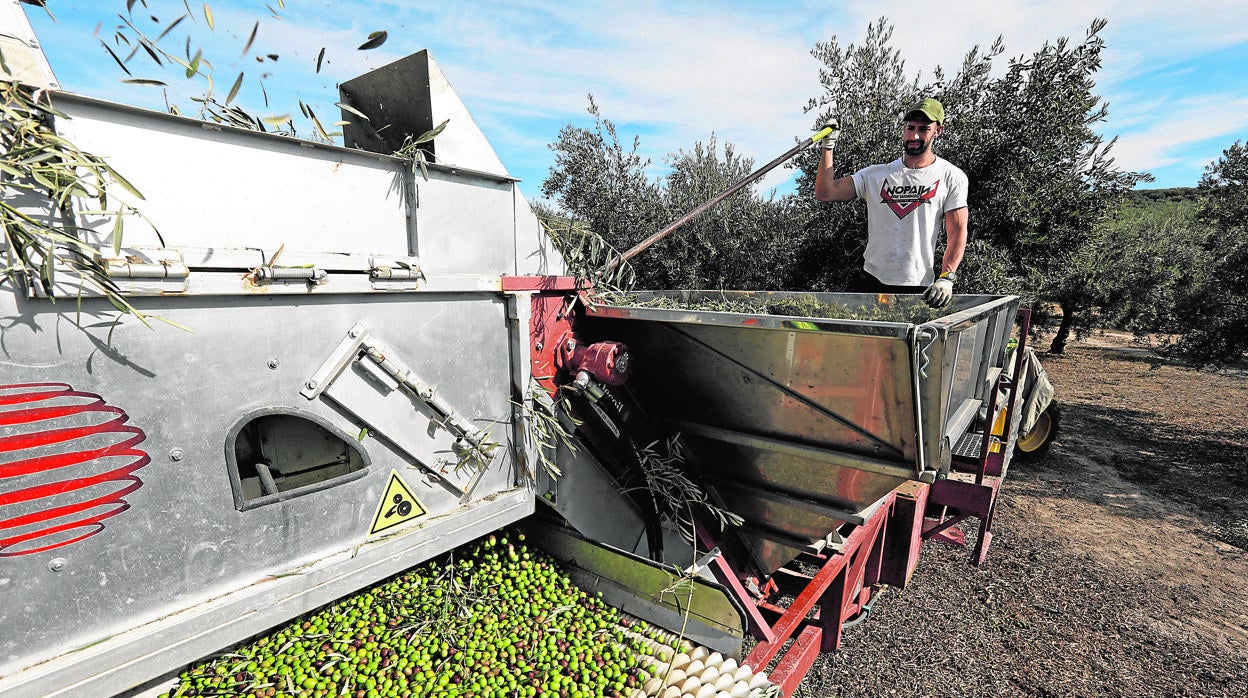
[{"left": 792, "top": 330, "right": 1248, "bottom": 697}]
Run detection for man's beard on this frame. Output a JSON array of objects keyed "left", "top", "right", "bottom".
[{"left": 904, "top": 139, "right": 930, "bottom": 156}]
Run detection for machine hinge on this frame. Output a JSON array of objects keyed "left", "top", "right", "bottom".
[
  {"left": 368, "top": 257, "right": 425, "bottom": 282},
  {"left": 104, "top": 253, "right": 190, "bottom": 280}
]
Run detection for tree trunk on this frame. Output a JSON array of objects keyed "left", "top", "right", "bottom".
[{"left": 1049, "top": 302, "right": 1076, "bottom": 354}]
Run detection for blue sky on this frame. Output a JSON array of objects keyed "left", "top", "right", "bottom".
[{"left": 20, "top": 0, "right": 1248, "bottom": 203}]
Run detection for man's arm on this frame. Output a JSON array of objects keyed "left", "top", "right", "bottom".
[
  {"left": 923, "top": 206, "right": 968, "bottom": 308},
  {"left": 941, "top": 206, "right": 968, "bottom": 274},
  {"left": 813, "top": 149, "right": 857, "bottom": 202}
]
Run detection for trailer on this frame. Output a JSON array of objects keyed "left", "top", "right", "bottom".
[{"left": 1, "top": 6, "right": 1047, "bottom": 696}]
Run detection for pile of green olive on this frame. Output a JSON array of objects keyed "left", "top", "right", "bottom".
[{"left": 160, "top": 530, "right": 774, "bottom": 698}]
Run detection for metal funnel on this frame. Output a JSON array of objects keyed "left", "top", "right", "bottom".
[{"left": 577, "top": 291, "right": 1020, "bottom": 574}]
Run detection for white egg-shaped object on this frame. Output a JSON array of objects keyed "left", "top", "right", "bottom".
[{"left": 664, "top": 669, "right": 688, "bottom": 687}]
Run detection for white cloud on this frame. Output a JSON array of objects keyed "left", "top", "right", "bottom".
[{"left": 1108, "top": 95, "right": 1248, "bottom": 171}]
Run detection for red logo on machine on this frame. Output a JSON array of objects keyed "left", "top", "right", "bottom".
[{"left": 0, "top": 383, "right": 150, "bottom": 557}]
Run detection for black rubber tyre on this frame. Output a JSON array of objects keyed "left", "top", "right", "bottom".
[{"left": 1014, "top": 402, "right": 1061, "bottom": 459}]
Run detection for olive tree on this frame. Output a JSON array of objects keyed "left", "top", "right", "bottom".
[
  {"left": 1166, "top": 141, "right": 1248, "bottom": 365},
  {"left": 542, "top": 99, "right": 802, "bottom": 290}
]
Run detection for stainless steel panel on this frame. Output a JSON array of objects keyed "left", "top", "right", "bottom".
[
  {"left": 0, "top": 291, "right": 522, "bottom": 689},
  {"left": 50, "top": 94, "right": 414, "bottom": 255},
  {"left": 415, "top": 169, "right": 521, "bottom": 275},
  {"left": 578, "top": 291, "right": 1020, "bottom": 573}
]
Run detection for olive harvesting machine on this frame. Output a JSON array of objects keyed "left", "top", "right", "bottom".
[{"left": 1, "top": 7, "right": 1051, "bottom": 697}]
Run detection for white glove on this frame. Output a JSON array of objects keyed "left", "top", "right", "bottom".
[
  {"left": 923, "top": 276, "right": 954, "bottom": 308},
  {"left": 818, "top": 119, "right": 840, "bottom": 151}
]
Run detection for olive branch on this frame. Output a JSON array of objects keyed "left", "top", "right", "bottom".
[{"left": 1, "top": 81, "right": 185, "bottom": 331}]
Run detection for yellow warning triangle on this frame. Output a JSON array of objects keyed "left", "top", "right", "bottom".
[{"left": 369, "top": 470, "right": 427, "bottom": 536}]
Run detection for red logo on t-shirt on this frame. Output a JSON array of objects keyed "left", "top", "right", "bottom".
[{"left": 880, "top": 180, "right": 940, "bottom": 219}]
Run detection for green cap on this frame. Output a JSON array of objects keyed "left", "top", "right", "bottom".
[{"left": 903, "top": 98, "right": 944, "bottom": 124}]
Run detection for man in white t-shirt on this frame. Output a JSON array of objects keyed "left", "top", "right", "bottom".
[{"left": 813, "top": 98, "right": 968, "bottom": 308}]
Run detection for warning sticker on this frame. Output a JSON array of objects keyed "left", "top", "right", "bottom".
[{"left": 369, "top": 470, "right": 427, "bottom": 536}]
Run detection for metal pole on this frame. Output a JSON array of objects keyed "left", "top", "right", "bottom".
[{"left": 615, "top": 125, "right": 837, "bottom": 266}]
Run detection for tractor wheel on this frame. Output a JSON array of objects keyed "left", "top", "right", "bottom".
[{"left": 1015, "top": 403, "right": 1060, "bottom": 459}]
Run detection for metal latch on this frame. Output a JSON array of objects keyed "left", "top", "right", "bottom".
[{"left": 252, "top": 265, "right": 327, "bottom": 283}]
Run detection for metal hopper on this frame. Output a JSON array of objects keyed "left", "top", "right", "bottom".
[{"left": 576, "top": 291, "right": 1021, "bottom": 573}]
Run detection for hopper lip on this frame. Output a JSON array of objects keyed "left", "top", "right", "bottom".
[{"left": 587, "top": 290, "right": 1019, "bottom": 339}]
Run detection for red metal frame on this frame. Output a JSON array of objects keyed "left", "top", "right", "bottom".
[
  {"left": 697, "top": 488, "right": 930, "bottom": 695},
  {"left": 926, "top": 308, "right": 1032, "bottom": 565},
  {"left": 503, "top": 277, "right": 582, "bottom": 397}
]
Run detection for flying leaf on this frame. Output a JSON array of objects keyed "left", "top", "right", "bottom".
[
  {"left": 225, "top": 71, "right": 243, "bottom": 105},
  {"left": 123, "top": 78, "right": 167, "bottom": 86},
  {"left": 99, "top": 41, "right": 132, "bottom": 76},
  {"left": 261, "top": 113, "right": 291, "bottom": 126},
  {"left": 358, "top": 31, "right": 388, "bottom": 51},
  {"left": 186, "top": 48, "right": 202, "bottom": 78},
  {"left": 203, "top": 3, "right": 214, "bottom": 30},
  {"left": 336, "top": 102, "right": 370, "bottom": 121},
  {"left": 139, "top": 41, "right": 162, "bottom": 66},
  {"left": 266, "top": 53, "right": 279, "bottom": 61},
  {"left": 315, "top": 47, "right": 325, "bottom": 73},
  {"left": 311, "top": 112, "right": 330, "bottom": 141},
  {"left": 156, "top": 14, "right": 186, "bottom": 42},
  {"left": 242, "top": 21, "right": 258, "bottom": 55}
]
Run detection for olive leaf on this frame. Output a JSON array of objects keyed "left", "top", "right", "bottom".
[
  {"left": 224, "top": 71, "right": 243, "bottom": 105},
  {"left": 241, "top": 20, "right": 258, "bottom": 55},
  {"left": 358, "top": 31, "right": 388, "bottom": 51}
]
